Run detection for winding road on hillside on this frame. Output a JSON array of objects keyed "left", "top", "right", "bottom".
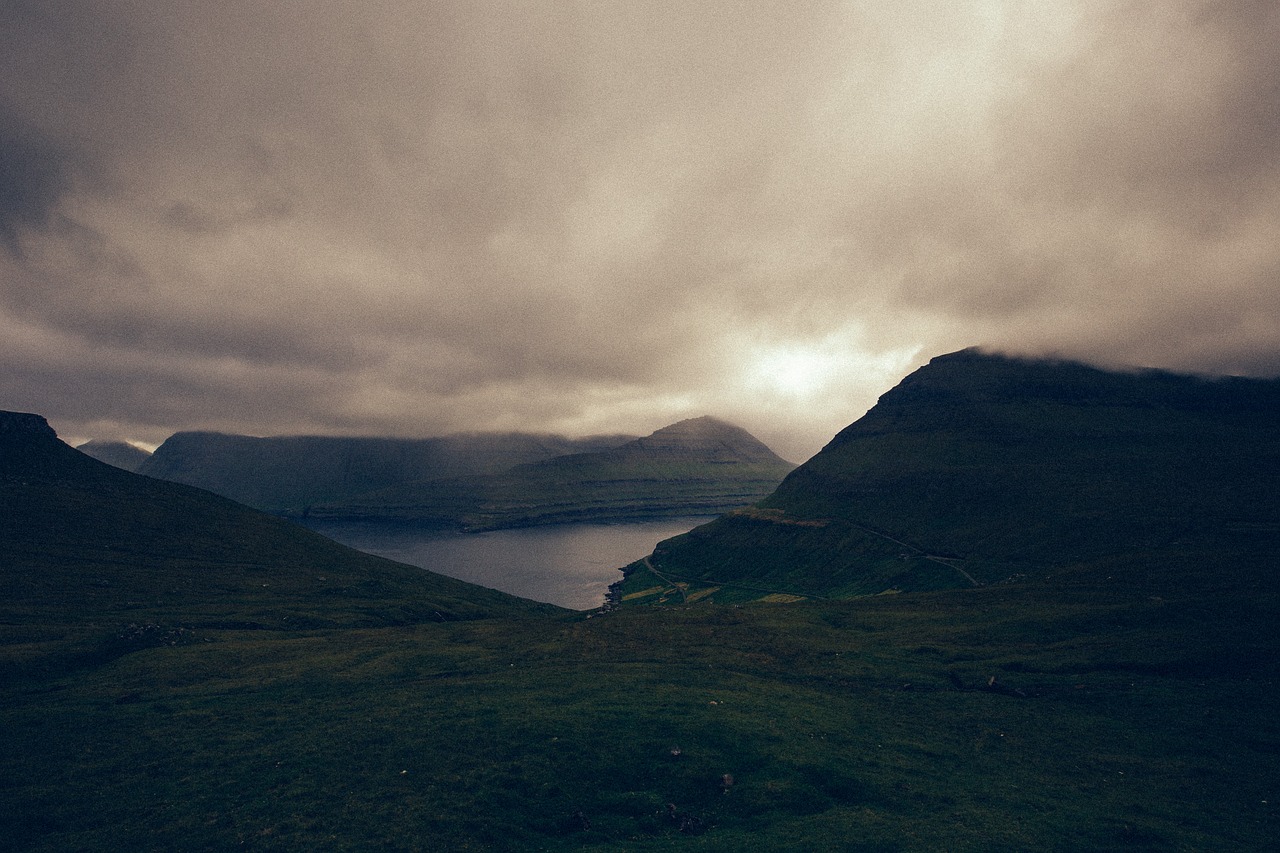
[
  {"left": 641, "top": 556, "right": 688, "bottom": 603},
  {"left": 845, "top": 522, "right": 983, "bottom": 588}
]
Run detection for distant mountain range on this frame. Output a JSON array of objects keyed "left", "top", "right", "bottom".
[
  {"left": 303, "top": 416, "right": 797, "bottom": 530},
  {"left": 135, "top": 416, "right": 796, "bottom": 530},
  {"left": 138, "top": 430, "right": 635, "bottom": 512},
  {"left": 617, "top": 349, "right": 1280, "bottom": 605}
]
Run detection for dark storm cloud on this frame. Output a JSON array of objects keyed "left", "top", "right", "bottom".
[{"left": 1, "top": 1, "right": 1277, "bottom": 459}]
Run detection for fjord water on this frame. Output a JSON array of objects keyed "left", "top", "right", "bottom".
[{"left": 308, "top": 518, "right": 713, "bottom": 609}]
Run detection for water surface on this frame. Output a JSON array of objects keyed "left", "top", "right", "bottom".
[{"left": 309, "top": 518, "right": 713, "bottom": 610}]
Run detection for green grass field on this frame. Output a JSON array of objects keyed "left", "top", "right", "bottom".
[{"left": 5, "top": 578, "right": 1278, "bottom": 851}]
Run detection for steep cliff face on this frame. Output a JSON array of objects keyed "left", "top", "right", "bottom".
[{"left": 617, "top": 350, "right": 1280, "bottom": 604}]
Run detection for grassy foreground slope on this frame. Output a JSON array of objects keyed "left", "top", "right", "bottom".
[
  {"left": 307, "top": 416, "right": 796, "bottom": 530},
  {"left": 5, "top": 584, "right": 1278, "bottom": 851},
  {"left": 617, "top": 349, "right": 1280, "bottom": 603}
]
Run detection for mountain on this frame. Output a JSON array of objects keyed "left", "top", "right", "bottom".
[
  {"left": 1, "top": 410, "right": 558, "bottom": 675},
  {"left": 75, "top": 439, "right": 152, "bottom": 472},
  {"left": 138, "top": 430, "right": 635, "bottom": 511},
  {"left": 304, "top": 416, "right": 798, "bottom": 530},
  {"left": 558, "top": 415, "right": 788, "bottom": 465},
  {"left": 6, "top": 383, "right": 1280, "bottom": 851},
  {"left": 616, "top": 349, "right": 1280, "bottom": 604}
]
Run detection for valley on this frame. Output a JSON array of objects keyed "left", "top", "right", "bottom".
[{"left": 3, "top": 350, "right": 1278, "bottom": 851}]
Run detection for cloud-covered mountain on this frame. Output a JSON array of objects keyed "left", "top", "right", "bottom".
[
  {"left": 74, "top": 439, "right": 152, "bottom": 473},
  {"left": 139, "top": 430, "right": 635, "bottom": 511},
  {"left": 306, "top": 416, "right": 797, "bottom": 530}
]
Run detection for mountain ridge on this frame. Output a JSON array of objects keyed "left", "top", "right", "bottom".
[
  {"left": 616, "top": 350, "right": 1280, "bottom": 604},
  {"left": 139, "top": 429, "right": 636, "bottom": 511},
  {"left": 304, "top": 415, "right": 796, "bottom": 530},
  {"left": 589, "top": 415, "right": 789, "bottom": 463}
]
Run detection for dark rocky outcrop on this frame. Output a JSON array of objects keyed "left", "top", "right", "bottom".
[{"left": 0, "top": 410, "right": 55, "bottom": 438}]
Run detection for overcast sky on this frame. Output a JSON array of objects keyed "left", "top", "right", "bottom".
[{"left": 2, "top": 1, "right": 1277, "bottom": 461}]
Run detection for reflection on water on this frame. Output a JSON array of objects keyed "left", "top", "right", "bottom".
[{"left": 308, "top": 517, "right": 714, "bottom": 610}]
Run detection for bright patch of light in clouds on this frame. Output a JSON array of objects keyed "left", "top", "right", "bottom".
[
  {"left": 751, "top": 346, "right": 838, "bottom": 399},
  {"left": 729, "top": 332, "right": 923, "bottom": 458},
  {"left": 745, "top": 334, "right": 918, "bottom": 402}
]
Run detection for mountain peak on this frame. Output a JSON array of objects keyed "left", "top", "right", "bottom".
[
  {"left": 76, "top": 439, "right": 154, "bottom": 473},
  {"left": 651, "top": 415, "right": 736, "bottom": 435},
  {"left": 626, "top": 416, "right": 789, "bottom": 464}
]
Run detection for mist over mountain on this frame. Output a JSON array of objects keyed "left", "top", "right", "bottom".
[
  {"left": 305, "top": 416, "right": 797, "bottom": 530},
  {"left": 545, "top": 416, "right": 791, "bottom": 466},
  {"left": 619, "top": 349, "right": 1280, "bottom": 604},
  {"left": 74, "top": 439, "right": 152, "bottom": 473},
  {"left": 139, "top": 430, "right": 635, "bottom": 512}
]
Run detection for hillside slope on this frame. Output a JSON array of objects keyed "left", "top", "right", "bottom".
[
  {"left": 139, "top": 430, "right": 635, "bottom": 511},
  {"left": 1, "top": 411, "right": 558, "bottom": 675},
  {"left": 306, "top": 416, "right": 797, "bottom": 530},
  {"left": 618, "top": 350, "right": 1280, "bottom": 603}
]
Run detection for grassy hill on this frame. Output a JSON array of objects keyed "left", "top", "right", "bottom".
[
  {"left": 616, "top": 349, "right": 1280, "bottom": 604},
  {"left": 0, "top": 411, "right": 558, "bottom": 681},
  {"left": 306, "top": 416, "right": 797, "bottom": 530}
]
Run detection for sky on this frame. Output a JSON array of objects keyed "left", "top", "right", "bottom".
[{"left": 2, "top": 0, "right": 1277, "bottom": 462}]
